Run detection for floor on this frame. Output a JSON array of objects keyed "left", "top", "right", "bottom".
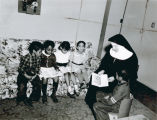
[
  {"left": 0, "top": 97, "right": 94, "bottom": 120},
  {"left": 0, "top": 95, "right": 156, "bottom": 120},
  {"left": 135, "top": 81, "right": 157, "bottom": 114},
  {"left": 0, "top": 81, "right": 156, "bottom": 120}
]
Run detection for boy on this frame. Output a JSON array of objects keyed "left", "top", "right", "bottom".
[
  {"left": 16, "top": 41, "right": 43, "bottom": 107},
  {"left": 93, "top": 69, "right": 131, "bottom": 120}
]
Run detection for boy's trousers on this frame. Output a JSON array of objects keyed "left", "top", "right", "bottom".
[{"left": 17, "top": 74, "right": 41, "bottom": 102}]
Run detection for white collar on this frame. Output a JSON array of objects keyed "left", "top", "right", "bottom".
[
  {"left": 110, "top": 46, "right": 133, "bottom": 60},
  {"left": 42, "top": 51, "right": 50, "bottom": 57}
]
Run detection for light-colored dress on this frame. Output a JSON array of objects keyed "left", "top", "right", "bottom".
[
  {"left": 70, "top": 51, "right": 88, "bottom": 73},
  {"left": 55, "top": 50, "right": 71, "bottom": 74}
]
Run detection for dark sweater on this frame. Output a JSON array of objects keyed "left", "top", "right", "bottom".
[{"left": 40, "top": 53, "right": 58, "bottom": 70}]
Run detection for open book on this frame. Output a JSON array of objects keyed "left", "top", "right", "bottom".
[{"left": 91, "top": 73, "right": 109, "bottom": 87}]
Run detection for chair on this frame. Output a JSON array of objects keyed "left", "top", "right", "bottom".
[{"left": 108, "top": 98, "right": 133, "bottom": 120}]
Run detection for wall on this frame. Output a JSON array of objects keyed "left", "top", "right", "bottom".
[
  {"left": 0, "top": 0, "right": 107, "bottom": 55},
  {"left": 101, "top": 0, "right": 127, "bottom": 56}
]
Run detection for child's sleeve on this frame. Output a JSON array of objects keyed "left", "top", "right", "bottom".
[
  {"left": 52, "top": 54, "right": 59, "bottom": 70},
  {"left": 18, "top": 56, "right": 27, "bottom": 74},
  {"left": 108, "top": 85, "right": 129, "bottom": 105},
  {"left": 36, "top": 58, "right": 41, "bottom": 74}
]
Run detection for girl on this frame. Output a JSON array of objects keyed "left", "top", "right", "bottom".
[
  {"left": 70, "top": 41, "right": 89, "bottom": 96},
  {"left": 55, "top": 41, "right": 75, "bottom": 98},
  {"left": 40, "top": 40, "right": 60, "bottom": 103}
]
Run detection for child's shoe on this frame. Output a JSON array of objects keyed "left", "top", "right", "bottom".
[
  {"left": 16, "top": 100, "right": 20, "bottom": 106},
  {"left": 51, "top": 82, "right": 59, "bottom": 103},
  {"left": 67, "top": 86, "right": 75, "bottom": 98},
  {"left": 74, "top": 85, "right": 80, "bottom": 96},
  {"left": 51, "top": 94, "right": 58, "bottom": 103},
  {"left": 74, "top": 91, "right": 80, "bottom": 96},
  {"left": 24, "top": 99, "right": 33, "bottom": 107},
  {"left": 67, "top": 92, "right": 76, "bottom": 99},
  {"left": 86, "top": 83, "right": 89, "bottom": 88},
  {"left": 80, "top": 83, "right": 87, "bottom": 89},
  {"left": 16, "top": 97, "right": 21, "bottom": 106},
  {"left": 42, "top": 95, "right": 47, "bottom": 103}
]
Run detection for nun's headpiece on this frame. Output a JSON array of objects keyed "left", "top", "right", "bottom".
[{"left": 108, "top": 34, "right": 135, "bottom": 60}]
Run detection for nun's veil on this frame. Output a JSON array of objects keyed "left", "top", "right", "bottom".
[{"left": 108, "top": 34, "right": 136, "bottom": 54}]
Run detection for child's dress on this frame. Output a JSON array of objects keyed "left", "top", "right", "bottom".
[
  {"left": 40, "top": 51, "right": 60, "bottom": 79},
  {"left": 71, "top": 50, "right": 88, "bottom": 73},
  {"left": 54, "top": 50, "right": 71, "bottom": 74}
]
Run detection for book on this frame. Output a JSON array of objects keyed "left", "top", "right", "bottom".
[{"left": 91, "top": 73, "right": 109, "bottom": 87}]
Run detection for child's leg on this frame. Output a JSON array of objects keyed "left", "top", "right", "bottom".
[
  {"left": 77, "top": 70, "right": 87, "bottom": 89},
  {"left": 65, "top": 72, "right": 71, "bottom": 93},
  {"left": 65, "top": 73, "right": 72, "bottom": 93},
  {"left": 71, "top": 72, "right": 77, "bottom": 85},
  {"left": 65, "top": 73, "right": 75, "bottom": 98},
  {"left": 51, "top": 77, "right": 59, "bottom": 103},
  {"left": 76, "top": 70, "right": 84, "bottom": 84},
  {"left": 71, "top": 72, "right": 79, "bottom": 96},
  {"left": 17, "top": 83, "right": 27, "bottom": 103},
  {"left": 30, "top": 75, "right": 41, "bottom": 102},
  {"left": 42, "top": 77, "right": 48, "bottom": 103},
  {"left": 16, "top": 74, "right": 32, "bottom": 107},
  {"left": 17, "top": 74, "right": 28, "bottom": 102},
  {"left": 64, "top": 72, "right": 70, "bottom": 87},
  {"left": 82, "top": 69, "right": 89, "bottom": 84}
]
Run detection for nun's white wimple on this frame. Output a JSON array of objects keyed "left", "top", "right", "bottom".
[{"left": 110, "top": 45, "right": 133, "bottom": 60}]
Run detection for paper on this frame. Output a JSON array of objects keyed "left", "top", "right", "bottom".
[
  {"left": 108, "top": 113, "right": 118, "bottom": 120},
  {"left": 91, "top": 73, "right": 108, "bottom": 87}
]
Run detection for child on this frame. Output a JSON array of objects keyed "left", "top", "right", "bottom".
[
  {"left": 16, "top": 41, "right": 43, "bottom": 107},
  {"left": 93, "top": 69, "right": 130, "bottom": 120},
  {"left": 55, "top": 41, "right": 75, "bottom": 98},
  {"left": 40, "top": 40, "right": 60, "bottom": 103},
  {"left": 70, "top": 41, "right": 89, "bottom": 95}
]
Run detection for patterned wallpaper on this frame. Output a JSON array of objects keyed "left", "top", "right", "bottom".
[{"left": 0, "top": 37, "right": 100, "bottom": 99}]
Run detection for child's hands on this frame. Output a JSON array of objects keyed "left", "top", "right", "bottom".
[
  {"left": 24, "top": 73, "right": 34, "bottom": 80},
  {"left": 108, "top": 76, "right": 115, "bottom": 82},
  {"left": 104, "top": 95, "right": 110, "bottom": 99},
  {"left": 98, "top": 70, "right": 105, "bottom": 75},
  {"left": 55, "top": 66, "right": 60, "bottom": 71}
]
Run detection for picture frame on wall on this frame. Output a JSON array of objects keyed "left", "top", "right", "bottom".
[{"left": 18, "top": 0, "right": 41, "bottom": 15}]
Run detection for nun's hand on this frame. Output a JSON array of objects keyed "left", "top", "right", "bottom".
[
  {"left": 108, "top": 76, "right": 115, "bottom": 82},
  {"left": 98, "top": 70, "right": 105, "bottom": 75}
]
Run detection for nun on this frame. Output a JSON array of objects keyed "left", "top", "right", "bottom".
[{"left": 85, "top": 34, "right": 138, "bottom": 118}]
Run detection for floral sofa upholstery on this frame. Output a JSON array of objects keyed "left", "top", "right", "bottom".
[{"left": 0, "top": 37, "right": 100, "bottom": 99}]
